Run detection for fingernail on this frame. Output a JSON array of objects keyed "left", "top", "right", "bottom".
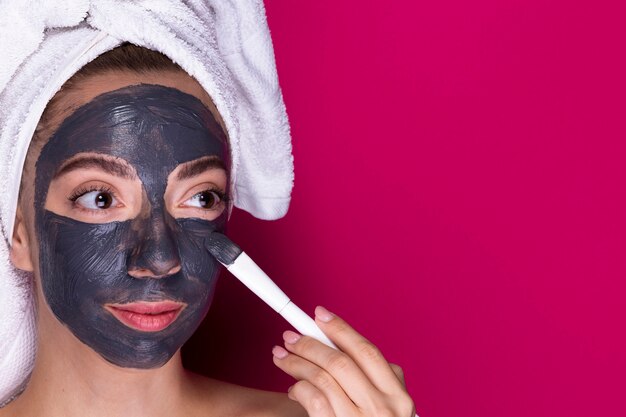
[
  {"left": 315, "top": 305, "right": 334, "bottom": 322},
  {"left": 283, "top": 330, "right": 301, "bottom": 344},
  {"left": 272, "top": 345, "right": 289, "bottom": 359},
  {"left": 287, "top": 385, "right": 295, "bottom": 400}
]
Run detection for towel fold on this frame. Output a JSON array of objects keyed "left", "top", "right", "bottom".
[{"left": 0, "top": 0, "right": 293, "bottom": 404}]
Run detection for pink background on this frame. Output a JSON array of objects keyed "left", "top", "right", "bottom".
[{"left": 183, "top": 1, "right": 626, "bottom": 416}]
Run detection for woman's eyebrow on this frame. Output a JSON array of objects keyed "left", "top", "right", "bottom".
[
  {"left": 176, "top": 157, "right": 226, "bottom": 180},
  {"left": 54, "top": 156, "right": 136, "bottom": 180}
]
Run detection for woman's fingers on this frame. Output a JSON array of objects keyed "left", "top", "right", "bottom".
[
  {"left": 287, "top": 379, "right": 337, "bottom": 417},
  {"left": 273, "top": 306, "right": 416, "bottom": 416},
  {"left": 313, "top": 306, "right": 406, "bottom": 394},
  {"left": 278, "top": 331, "right": 378, "bottom": 409},
  {"left": 272, "top": 346, "right": 356, "bottom": 416},
  {"left": 389, "top": 363, "right": 406, "bottom": 386}
]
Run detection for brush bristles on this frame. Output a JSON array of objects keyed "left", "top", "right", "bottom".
[{"left": 205, "top": 232, "right": 242, "bottom": 266}]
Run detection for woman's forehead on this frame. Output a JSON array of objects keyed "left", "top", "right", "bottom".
[
  {"left": 42, "top": 70, "right": 225, "bottom": 142},
  {"left": 36, "top": 83, "right": 229, "bottom": 185}
]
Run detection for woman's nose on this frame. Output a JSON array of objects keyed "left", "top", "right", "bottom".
[{"left": 128, "top": 213, "right": 182, "bottom": 279}]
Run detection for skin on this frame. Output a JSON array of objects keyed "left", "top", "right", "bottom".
[
  {"left": 35, "top": 83, "right": 231, "bottom": 369},
  {"left": 4, "top": 70, "right": 414, "bottom": 417}
]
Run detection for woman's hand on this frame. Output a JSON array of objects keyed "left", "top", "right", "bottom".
[{"left": 272, "top": 306, "right": 415, "bottom": 417}]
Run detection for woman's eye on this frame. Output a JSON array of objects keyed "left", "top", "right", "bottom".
[
  {"left": 74, "top": 191, "right": 117, "bottom": 210},
  {"left": 184, "top": 190, "right": 223, "bottom": 210}
]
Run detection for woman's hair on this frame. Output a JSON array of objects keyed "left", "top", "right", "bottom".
[
  {"left": 35, "top": 43, "right": 183, "bottom": 141},
  {"left": 21, "top": 44, "right": 185, "bottom": 198}
]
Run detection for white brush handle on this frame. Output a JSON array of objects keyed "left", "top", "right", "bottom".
[
  {"left": 278, "top": 301, "right": 336, "bottom": 349},
  {"left": 226, "top": 253, "right": 417, "bottom": 417},
  {"left": 225, "top": 252, "right": 337, "bottom": 349}
]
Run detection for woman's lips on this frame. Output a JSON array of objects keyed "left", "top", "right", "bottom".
[{"left": 105, "top": 301, "right": 185, "bottom": 332}]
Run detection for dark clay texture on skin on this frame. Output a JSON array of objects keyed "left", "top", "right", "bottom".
[
  {"left": 183, "top": 221, "right": 242, "bottom": 266},
  {"left": 34, "top": 84, "right": 230, "bottom": 368}
]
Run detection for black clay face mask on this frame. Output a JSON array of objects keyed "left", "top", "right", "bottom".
[{"left": 34, "top": 84, "right": 230, "bottom": 368}]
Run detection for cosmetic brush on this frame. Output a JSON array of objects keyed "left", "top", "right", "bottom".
[{"left": 205, "top": 232, "right": 337, "bottom": 349}]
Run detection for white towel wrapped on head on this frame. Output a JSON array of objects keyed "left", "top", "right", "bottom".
[{"left": 0, "top": 0, "right": 294, "bottom": 405}]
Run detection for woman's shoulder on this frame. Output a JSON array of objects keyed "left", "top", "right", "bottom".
[{"left": 184, "top": 371, "right": 307, "bottom": 417}]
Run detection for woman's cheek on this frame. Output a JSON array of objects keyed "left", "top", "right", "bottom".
[{"left": 36, "top": 210, "right": 225, "bottom": 369}]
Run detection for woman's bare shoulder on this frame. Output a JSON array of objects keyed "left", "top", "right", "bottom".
[
  {"left": 184, "top": 371, "right": 307, "bottom": 417},
  {"left": 0, "top": 373, "right": 307, "bottom": 417}
]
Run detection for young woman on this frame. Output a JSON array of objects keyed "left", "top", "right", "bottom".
[
  {"left": 0, "top": 4, "right": 415, "bottom": 417},
  {"left": 0, "top": 43, "right": 414, "bottom": 417}
]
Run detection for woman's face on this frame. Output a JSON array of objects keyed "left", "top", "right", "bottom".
[{"left": 23, "top": 71, "right": 230, "bottom": 368}]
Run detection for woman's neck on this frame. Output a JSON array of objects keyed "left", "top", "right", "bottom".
[{"left": 4, "top": 308, "right": 191, "bottom": 417}]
